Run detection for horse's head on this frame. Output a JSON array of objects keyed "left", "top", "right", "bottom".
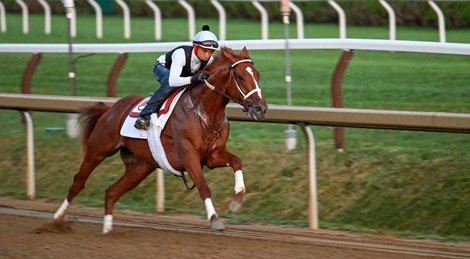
[{"left": 205, "top": 47, "right": 268, "bottom": 120}]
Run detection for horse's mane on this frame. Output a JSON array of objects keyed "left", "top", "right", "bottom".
[{"left": 204, "top": 47, "right": 236, "bottom": 74}]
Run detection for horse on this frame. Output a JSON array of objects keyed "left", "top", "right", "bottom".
[{"left": 53, "top": 47, "right": 268, "bottom": 233}]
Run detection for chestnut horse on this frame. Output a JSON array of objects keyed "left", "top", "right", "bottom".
[{"left": 53, "top": 47, "right": 268, "bottom": 233}]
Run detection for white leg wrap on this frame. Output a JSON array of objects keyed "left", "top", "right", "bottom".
[
  {"left": 53, "top": 199, "right": 70, "bottom": 220},
  {"left": 204, "top": 198, "right": 217, "bottom": 220},
  {"left": 103, "top": 215, "right": 113, "bottom": 234},
  {"left": 234, "top": 170, "right": 245, "bottom": 194}
]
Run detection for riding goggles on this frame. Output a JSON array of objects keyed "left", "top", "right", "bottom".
[{"left": 197, "top": 40, "right": 219, "bottom": 50}]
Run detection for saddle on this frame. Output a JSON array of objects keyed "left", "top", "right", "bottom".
[{"left": 129, "top": 88, "right": 184, "bottom": 117}]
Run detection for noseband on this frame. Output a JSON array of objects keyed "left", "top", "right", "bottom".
[{"left": 203, "top": 59, "right": 262, "bottom": 110}]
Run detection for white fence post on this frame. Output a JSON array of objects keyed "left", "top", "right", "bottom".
[
  {"left": 428, "top": 0, "right": 446, "bottom": 43},
  {"left": 252, "top": 0, "right": 268, "bottom": 40},
  {"left": 115, "top": 0, "right": 130, "bottom": 39},
  {"left": 0, "top": 0, "right": 6, "bottom": 33},
  {"left": 300, "top": 125, "right": 318, "bottom": 230},
  {"left": 327, "top": 0, "right": 346, "bottom": 39},
  {"left": 379, "top": 0, "right": 396, "bottom": 40},
  {"left": 15, "top": 0, "right": 28, "bottom": 34},
  {"left": 23, "top": 112, "right": 35, "bottom": 199},
  {"left": 178, "top": 0, "right": 195, "bottom": 40},
  {"left": 86, "top": 0, "right": 103, "bottom": 39},
  {"left": 289, "top": 1, "right": 304, "bottom": 39},
  {"left": 37, "top": 0, "right": 51, "bottom": 35},
  {"left": 156, "top": 169, "right": 165, "bottom": 212},
  {"left": 145, "top": 0, "right": 162, "bottom": 41},
  {"left": 210, "top": 0, "right": 226, "bottom": 41}
]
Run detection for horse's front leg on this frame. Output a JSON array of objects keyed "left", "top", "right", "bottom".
[{"left": 206, "top": 147, "right": 245, "bottom": 213}]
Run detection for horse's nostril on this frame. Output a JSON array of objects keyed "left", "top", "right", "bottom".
[{"left": 254, "top": 106, "right": 262, "bottom": 113}]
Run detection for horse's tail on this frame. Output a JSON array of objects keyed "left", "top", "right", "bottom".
[{"left": 78, "top": 102, "right": 110, "bottom": 150}]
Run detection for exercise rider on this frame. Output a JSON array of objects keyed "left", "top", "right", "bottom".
[{"left": 134, "top": 25, "right": 219, "bottom": 130}]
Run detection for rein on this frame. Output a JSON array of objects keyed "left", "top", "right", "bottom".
[
  {"left": 204, "top": 79, "right": 244, "bottom": 106},
  {"left": 203, "top": 59, "right": 260, "bottom": 110}
]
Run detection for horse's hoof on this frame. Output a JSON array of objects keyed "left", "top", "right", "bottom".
[
  {"left": 210, "top": 215, "right": 225, "bottom": 232},
  {"left": 229, "top": 191, "right": 244, "bottom": 213},
  {"left": 53, "top": 215, "right": 64, "bottom": 224}
]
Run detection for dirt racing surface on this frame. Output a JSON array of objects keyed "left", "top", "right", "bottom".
[{"left": 1, "top": 197, "right": 469, "bottom": 259}]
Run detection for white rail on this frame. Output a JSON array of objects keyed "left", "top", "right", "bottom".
[{"left": 1, "top": 39, "right": 469, "bottom": 56}]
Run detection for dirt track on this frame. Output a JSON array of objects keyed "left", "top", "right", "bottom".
[{"left": 1, "top": 197, "right": 469, "bottom": 259}]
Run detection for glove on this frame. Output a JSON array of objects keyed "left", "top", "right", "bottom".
[{"left": 191, "top": 72, "right": 208, "bottom": 84}]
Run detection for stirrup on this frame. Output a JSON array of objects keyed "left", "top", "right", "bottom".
[{"left": 134, "top": 116, "right": 150, "bottom": 130}]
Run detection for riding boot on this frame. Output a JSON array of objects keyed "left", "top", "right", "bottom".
[
  {"left": 134, "top": 97, "right": 163, "bottom": 130},
  {"left": 134, "top": 88, "right": 176, "bottom": 130}
]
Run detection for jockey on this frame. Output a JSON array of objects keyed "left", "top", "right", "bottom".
[{"left": 134, "top": 25, "right": 219, "bottom": 130}]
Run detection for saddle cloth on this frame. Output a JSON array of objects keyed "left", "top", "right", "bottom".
[
  {"left": 120, "top": 88, "right": 184, "bottom": 139},
  {"left": 120, "top": 88, "right": 186, "bottom": 176}
]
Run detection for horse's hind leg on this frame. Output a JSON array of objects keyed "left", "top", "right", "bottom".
[
  {"left": 53, "top": 151, "right": 109, "bottom": 222},
  {"left": 102, "top": 158, "right": 155, "bottom": 234}
]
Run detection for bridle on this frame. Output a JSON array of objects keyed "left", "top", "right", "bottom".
[{"left": 203, "top": 59, "right": 262, "bottom": 110}]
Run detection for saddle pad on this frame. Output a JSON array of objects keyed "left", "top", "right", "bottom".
[{"left": 120, "top": 89, "right": 187, "bottom": 176}]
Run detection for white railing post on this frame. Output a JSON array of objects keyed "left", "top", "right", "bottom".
[
  {"left": 300, "top": 124, "right": 319, "bottom": 230},
  {"left": 72, "top": 2, "right": 76, "bottom": 38},
  {"left": 210, "top": 0, "right": 226, "bottom": 41},
  {"left": 15, "top": 0, "right": 29, "bottom": 34},
  {"left": 23, "top": 112, "right": 35, "bottom": 199},
  {"left": 327, "top": 0, "right": 346, "bottom": 39},
  {"left": 37, "top": 0, "right": 51, "bottom": 35},
  {"left": 145, "top": 0, "right": 162, "bottom": 41},
  {"left": 115, "top": 0, "right": 130, "bottom": 39},
  {"left": 0, "top": 0, "right": 6, "bottom": 33},
  {"left": 379, "top": 0, "right": 396, "bottom": 40},
  {"left": 252, "top": 0, "right": 268, "bottom": 40},
  {"left": 178, "top": 0, "right": 195, "bottom": 40},
  {"left": 428, "top": 0, "right": 446, "bottom": 43},
  {"left": 289, "top": 1, "right": 304, "bottom": 39},
  {"left": 156, "top": 169, "right": 165, "bottom": 212},
  {"left": 86, "top": 0, "right": 103, "bottom": 39}
]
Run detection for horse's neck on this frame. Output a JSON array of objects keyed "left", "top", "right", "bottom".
[{"left": 190, "top": 82, "right": 230, "bottom": 119}]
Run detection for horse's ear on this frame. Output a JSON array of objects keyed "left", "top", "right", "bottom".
[
  {"left": 240, "top": 47, "right": 250, "bottom": 58},
  {"left": 221, "top": 47, "right": 237, "bottom": 62}
]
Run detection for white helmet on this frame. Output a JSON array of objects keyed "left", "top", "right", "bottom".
[{"left": 193, "top": 25, "right": 219, "bottom": 50}]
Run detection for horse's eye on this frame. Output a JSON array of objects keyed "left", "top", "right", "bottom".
[{"left": 237, "top": 75, "right": 244, "bottom": 81}]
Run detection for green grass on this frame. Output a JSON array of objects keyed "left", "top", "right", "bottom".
[{"left": 1, "top": 14, "right": 469, "bottom": 241}]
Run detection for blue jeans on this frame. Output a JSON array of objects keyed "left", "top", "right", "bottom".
[{"left": 140, "top": 62, "right": 177, "bottom": 116}]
